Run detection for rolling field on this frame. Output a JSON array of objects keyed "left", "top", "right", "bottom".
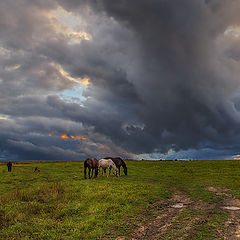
[{"left": 1, "top": 160, "right": 240, "bottom": 239}]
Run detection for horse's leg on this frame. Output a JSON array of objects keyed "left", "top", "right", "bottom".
[
  {"left": 88, "top": 167, "right": 91, "bottom": 179},
  {"left": 94, "top": 168, "right": 97, "bottom": 178},
  {"left": 84, "top": 166, "right": 87, "bottom": 179},
  {"left": 90, "top": 168, "right": 93, "bottom": 178},
  {"left": 118, "top": 167, "right": 120, "bottom": 176}
]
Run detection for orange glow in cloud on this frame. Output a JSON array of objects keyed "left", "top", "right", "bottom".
[
  {"left": 49, "top": 133, "right": 88, "bottom": 141},
  {"left": 76, "top": 135, "right": 88, "bottom": 140},
  {"left": 55, "top": 63, "right": 90, "bottom": 85},
  {"left": 70, "top": 135, "right": 88, "bottom": 140},
  {"left": 80, "top": 78, "right": 90, "bottom": 86},
  {"left": 61, "top": 134, "right": 69, "bottom": 139}
]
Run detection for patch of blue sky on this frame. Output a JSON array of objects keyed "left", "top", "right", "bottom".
[
  {"left": 136, "top": 146, "right": 236, "bottom": 160},
  {"left": 163, "top": 147, "right": 237, "bottom": 160},
  {"left": 59, "top": 84, "right": 87, "bottom": 104}
]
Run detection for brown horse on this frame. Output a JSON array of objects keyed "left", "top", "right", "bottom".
[{"left": 84, "top": 158, "right": 99, "bottom": 179}]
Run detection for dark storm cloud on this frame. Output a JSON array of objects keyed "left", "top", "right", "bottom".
[
  {"left": 54, "top": 0, "right": 240, "bottom": 154},
  {"left": 1, "top": 0, "right": 240, "bottom": 160},
  {"left": 6, "top": 139, "right": 82, "bottom": 160},
  {"left": 0, "top": 114, "right": 132, "bottom": 160}
]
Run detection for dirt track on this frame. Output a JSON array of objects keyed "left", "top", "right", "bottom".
[{"left": 116, "top": 187, "right": 240, "bottom": 240}]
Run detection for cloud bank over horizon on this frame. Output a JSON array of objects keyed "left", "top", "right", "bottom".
[{"left": 1, "top": 0, "right": 240, "bottom": 160}]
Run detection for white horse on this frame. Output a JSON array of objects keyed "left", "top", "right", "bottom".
[{"left": 98, "top": 158, "right": 119, "bottom": 177}]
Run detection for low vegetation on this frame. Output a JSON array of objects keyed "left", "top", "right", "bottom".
[{"left": 0, "top": 160, "right": 240, "bottom": 239}]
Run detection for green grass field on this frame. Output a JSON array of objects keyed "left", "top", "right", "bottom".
[{"left": 1, "top": 160, "right": 240, "bottom": 239}]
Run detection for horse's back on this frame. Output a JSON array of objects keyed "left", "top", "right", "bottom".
[
  {"left": 84, "top": 158, "right": 98, "bottom": 168},
  {"left": 98, "top": 158, "right": 107, "bottom": 167},
  {"left": 99, "top": 158, "right": 115, "bottom": 168},
  {"left": 106, "top": 157, "right": 123, "bottom": 168}
]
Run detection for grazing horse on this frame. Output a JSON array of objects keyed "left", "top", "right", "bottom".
[
  {"left": 84, "top": 158, "right": 99, "bottom": 179},
  {"left": 104, "top": 157, "right": 127, "bottom": 176},
  {"left": 34, "top": 167, "right": 40, "bottom": 173},
  {"left": 98, "top": 159, "right": 118, "bottom": 177}
]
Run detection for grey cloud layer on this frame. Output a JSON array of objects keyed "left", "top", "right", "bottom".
[{"left": 1, "top": 0, "right": 240, "bottom": 160}]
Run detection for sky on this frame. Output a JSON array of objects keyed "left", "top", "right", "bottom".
[{"left": 1, "top": 0, "right": 240, "bottom": 161}]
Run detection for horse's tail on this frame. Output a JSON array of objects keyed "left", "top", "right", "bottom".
[
  {"left": 121, "top": 160, "right": 127, "bottom": 175},
  {"left": 84, "top": 161, "right": 87, "bottom": 179}
]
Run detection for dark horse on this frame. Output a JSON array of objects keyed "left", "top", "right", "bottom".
[
  {"left": 7, "top": 161, "right": 12, "bottom": 172},
  {"left": 84, "top": 158, "right": 99, "bottom": 179},
  {"left": 104, "top": 157, "right": 127, "bottom": 176}
]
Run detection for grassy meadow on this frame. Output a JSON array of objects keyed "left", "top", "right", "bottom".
[{"left": 1, "top": 160, "right": 240, "bottom": 239}]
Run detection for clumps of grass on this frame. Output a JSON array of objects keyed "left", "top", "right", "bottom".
[
  {"left": 0, "top": 182, "right": 67, "bottom": 239},
  {"left": 0, "top": 181, "right": 65, "bottom": 204},
  {"left": 189, "top": 188, "right": 223, "bottom": 204},
  {"left": 0, "top": 209, "right": 12, "bottom": 229},
  {"left": 192, "top": 209, "right": 229, "bottom": 240}
]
